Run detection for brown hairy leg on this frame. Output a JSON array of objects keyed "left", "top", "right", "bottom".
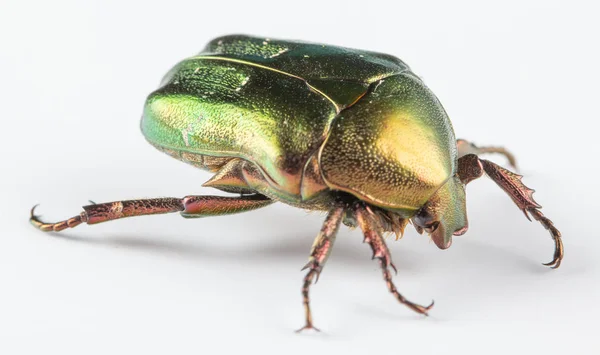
[
  {"left": 457, "top": 154, "right": 563, "bottom": 268},
  {"left": 30, "top": 194, "right": 273, "bottom": 231},
  {"left": 354, "top": 203, "right": 434, "bottom": 315},
  {"left": 297, "top": 206, "right": 345, "bottom": 332}
]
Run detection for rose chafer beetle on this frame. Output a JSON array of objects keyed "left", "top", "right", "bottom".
[{"left": 31, "top": 35, "right": 563, "bottom": 331}]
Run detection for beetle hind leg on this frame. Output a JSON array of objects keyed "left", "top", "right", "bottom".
[
  {"left": 354, "top": 204, "right": 434, "bottom": 316},
  {"left": 30, "top": 194, "right": 273, "bottom": 232},
  {"left": 296, "top": 205, "right": 345, "bottom": 332},
  {"left": 30, "top": 205, "right": 86, "bottom": 232},
  {"left": 457, "top": 154, "right": 564, "bottom": 268},
  {"left": 457, "top": 139, "right": 517, "bottom": 170}
]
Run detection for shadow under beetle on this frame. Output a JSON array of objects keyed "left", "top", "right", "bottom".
[{"left": 31, "top": 35, "right": 563, "bottom": 332}]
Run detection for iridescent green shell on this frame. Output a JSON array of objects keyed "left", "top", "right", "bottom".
[{"left": 141, "top": 35, "right": 457, "bottom": 216}]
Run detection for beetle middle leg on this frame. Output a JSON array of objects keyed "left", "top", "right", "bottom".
[
  {"left": 457, "top": 154, "right": 564, "bottom": 268},
  {"left": 457, "top": 139, "right": 517, "bottom": 169},
  {"left": 30, "top": 194, "right": 273, "bottom": 231},
  {"left": 354, "top": 203, "right": 435, "bottom": 316},
  {"left": 296, "top": 205, "right": 345, "bottom": 332}
]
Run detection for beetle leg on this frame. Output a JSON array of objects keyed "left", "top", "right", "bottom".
[
  {"left": 296, "top": 206, "right": 344, "bottom": 333},
  {"left": 354, "top": 204, "right": 434, "bottom": 316},
  {"left": 457, "top": 154, "right": 564, "bottom": 268},
  {"left": 457, "top": 139, "right": 517, "bottom": 170},
  {"left": 30, "top": 194, "right": 272, "bottom": 232}
]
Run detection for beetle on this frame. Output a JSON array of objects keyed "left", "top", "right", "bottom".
[{"left": 30, "top": 34, "right": 563, "bottom": 331}]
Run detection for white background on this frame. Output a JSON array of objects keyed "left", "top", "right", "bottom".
[{"left": 1, "top": 0, "right": 599, "bottom": 354}]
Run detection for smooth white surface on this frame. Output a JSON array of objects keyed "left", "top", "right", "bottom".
[{"left": 1, "top": 0, "right": 599, "bottom": 354}]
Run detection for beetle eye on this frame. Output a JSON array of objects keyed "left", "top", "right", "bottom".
[
  {"left": 413, "top": 208, "right": 429, "bottom": 223},
  {"left": 413, "top": 209, "right": 437, "bottom": 234}
]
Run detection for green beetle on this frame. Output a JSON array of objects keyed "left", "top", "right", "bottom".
[{"left": 31, "top": 35, "right": 563, "bottom": 331}]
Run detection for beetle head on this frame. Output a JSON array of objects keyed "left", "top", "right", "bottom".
[{"left": 412, "top": 176, "right": 468, "bottom": 249}]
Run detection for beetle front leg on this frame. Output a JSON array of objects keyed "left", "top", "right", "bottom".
[
  {"left": 457, "top": 154, "right": 564, "bottom": 268},
  {"left": 457, "top": 139, "right": 517, "bottom": 170},
  {"left": 296, "top": 206, "right": 344, "bottom": 333},
  {"left": 354, "top": 204, "right": 434, "bottom": 316},
  {"left": 30, "top": 194, "right": 273, "bottom": 231}
]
